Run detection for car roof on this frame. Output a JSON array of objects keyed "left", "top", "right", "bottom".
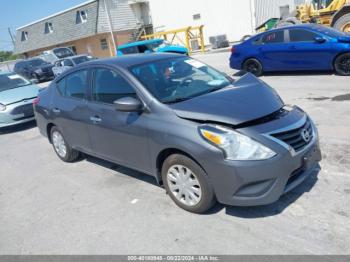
[
  {"left": 118, "top": 39, "right": 163, "bottom": 49},
  {"left": 20, "top": 57, "right": 45, "bottom": 63},
  {"left": 261, "top": 23, "right": 332, "bottom": 33},
  {"left": 79, "top": 53, "right": 185, "bottom": 69},
  {"left": 248, "top": 24, "right": 332, "bottom": 40},
  {"left": 62, "top": 54, "right": 89, "bottom": 60}
]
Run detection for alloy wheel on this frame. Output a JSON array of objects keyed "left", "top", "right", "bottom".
[
  {"left": 338, "top": 57, "right": 350, "bottom": 75},
  {"left": 52, "top": 131, "right": 67, "bottom": 158},
  {"left": 166, "top": 165, "right": 202, "bottom": 206}
]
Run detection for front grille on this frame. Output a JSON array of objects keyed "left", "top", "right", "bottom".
[
  {"left": 271, "top": 118, "right": 313, "bottom": 152},
  {"left": 10, "top": 104, "right": 34, "bottom": 117}
]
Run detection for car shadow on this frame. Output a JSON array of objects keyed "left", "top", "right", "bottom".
[
  {"left": 0, "top": 120, "right": 37, "bottom": 135},
  {"left": 207, "top": 167, "right": 321, "bottom": 218},
  {"left": 262, "top": 70, "right": 335, "bottom": 77},
  {"left": 233, "top": 70, "right": 336, "bottom": 78},
  {"left": 84, "top": 154, "right": 159, "bottom": 187},
  {"left": 83, "top": 153, "right": 320, "bottom": 218}
]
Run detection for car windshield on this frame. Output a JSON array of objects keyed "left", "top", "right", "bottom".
[
  {"left": 0, "top": 73, "right": 31, "bottom": 92},
  {"left": 27, "top": 59, "right": 47, "bottom": 67},
  {"left": 130, "top": 57, "right": 232, "bottom": 104},
  {"left": 72, "top": 56, "right": 91, "bottom": 64},
  {"left": 313, "top": 25, "right": 348, "bottom": 37}
]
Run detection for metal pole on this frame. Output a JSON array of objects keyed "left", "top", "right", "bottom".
[
  {"left": 249, "top": 0, "right": 256, "bottom": 34},
  {"left": 8, "top": 27, "right": 15, "bottom": 48},
  {"left": 103, "top": 0, "right": 117, "bottom": 56}
]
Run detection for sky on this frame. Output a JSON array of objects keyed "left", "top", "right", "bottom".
[{"left": 0, "top": 0, "right": 88, "bottom": 51}]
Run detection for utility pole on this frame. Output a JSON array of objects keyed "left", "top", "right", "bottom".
[
  {"left": 8, "top": 27, "right": 15, "bottom": 48},
  {"left": 103, "top": 0, "right": 117, "bottom": 56}
]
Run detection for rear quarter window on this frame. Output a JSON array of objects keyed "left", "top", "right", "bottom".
[
  {"left": 120, "top": 46, "right": 139, "bottom": 54},
  {"left": 57, "top": 70, "right": 88, "bottom": 99},
  {"left": 56, "top": 79, "right": 65, "bottom": 95},
  {"left": 262, "top": 31, "right": 284, "bottom": 44}
]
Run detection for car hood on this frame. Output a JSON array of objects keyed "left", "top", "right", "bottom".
[
  {"left": 338, "top": 36, "right": 350, "bottom": 43},
  {"left": 0, "top": 84, "right": 40, "bottom": 105},
  {"left": 169, "top": 73, "right": 284, "bottom": 126}
]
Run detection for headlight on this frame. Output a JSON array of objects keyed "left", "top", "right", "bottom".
[
  {"left": 199, "top": 125, "right": 276, "bottom": 161},
  {"left": 0, "top": 103, "right": 6, "bottom": 111},
  {"left": 35, "top": 69, "right": 43, "bottom": 74}
]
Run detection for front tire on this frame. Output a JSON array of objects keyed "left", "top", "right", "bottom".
[
  {"left": 334, "top": 53, "right": 350, "bottom": 76},
  {"left": 242, "top": 58, "right": 263, "bottom": 76},
  {"left": 50, "top": 126, "right": 80, "bottom": 162},
  {"left": 162, "top": 154, "right": 216, "bottom": 213}
]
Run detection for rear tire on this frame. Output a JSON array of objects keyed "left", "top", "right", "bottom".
[
  {"left": 50, "top": 126, "right": 80, "bottom": 162},
  {"left": 334, "top": 53, "right": 350, "bottom": 76},
  {"left": 161, "top": 154, "right": 216, "bottom": 213},
  {"left": 242, "top": 58, "right": 263, "bottom": 77},
  {"left": 333, "top": 14, "right": 350, "bottom": 34}
]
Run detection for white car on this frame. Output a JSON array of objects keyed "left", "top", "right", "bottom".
[{"left": 52, "top": 55, "right": 95, "bottom": 77}]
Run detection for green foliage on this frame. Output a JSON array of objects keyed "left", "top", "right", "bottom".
[{"left": 0, "top": 51, "right": 19, "bottom": 62}]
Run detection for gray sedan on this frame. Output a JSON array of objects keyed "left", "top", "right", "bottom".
[{"left": 34, "top": 53, "right": 321, "bottom": 213}]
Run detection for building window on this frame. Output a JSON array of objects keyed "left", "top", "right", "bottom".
[
  {"left": 76, "top": 10, "right": 88, "bottom": 24},
  {"left": 100, "top": 39, "right": 108, "bottom": 50},
  {"left": 21, "top": 31, "right": 28, "bottom": 41},
  {"left": 44, "top": 22, "right": 53, "bottom": 34},
  {"left": 193, "top": 14, "right": 201, "bottom": 20}
]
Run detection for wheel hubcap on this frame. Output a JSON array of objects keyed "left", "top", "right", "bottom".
[
  {"left": 246, "top": 61, "right": 259, "bottom": 74},
  {"left": 167, "top": 165, "right": 202, "bottom": 206},
  {"left": 52, "top": 131, "right": 67, "bottom": 158},
  {"left": 338, "top": 57, "right": 350, "bottom": 74}
]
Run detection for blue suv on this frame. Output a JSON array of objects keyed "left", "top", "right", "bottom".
[{"left": 117, "top": 39, "right": 188, "bottom": 56}]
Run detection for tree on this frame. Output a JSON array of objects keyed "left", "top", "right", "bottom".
[{"left": 0, "top": 51, "right": 19, "bottom": 62}]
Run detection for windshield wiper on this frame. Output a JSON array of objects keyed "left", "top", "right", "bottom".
[{"left": 162, "top": 97, "right": 193, "bottom": 104}]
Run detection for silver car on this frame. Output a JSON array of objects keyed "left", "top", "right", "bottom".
[
  {"left": 52, "top": 55, "right": 94, "bottom": 77},
  {"left": 0, "top": 72, "right": 40, "bottom": 128}
]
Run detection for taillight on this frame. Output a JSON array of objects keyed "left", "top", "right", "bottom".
[
  {"left": 33, "top": 97, "right": 40, "bottom": 106},
  {"left": 231, "top": 46, "right": 236, "bottom": 53}
]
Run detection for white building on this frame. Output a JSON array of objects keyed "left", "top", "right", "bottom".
[{"left": 148, "top": 0, "right": 307, "bottom": 44}]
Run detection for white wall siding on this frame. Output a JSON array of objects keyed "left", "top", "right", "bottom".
[
  {"left": 97, "top": 0, "right": 138, "bottom": 33},
  {"left": 148, "top": 0, "right": 254, "bottom": 44}
]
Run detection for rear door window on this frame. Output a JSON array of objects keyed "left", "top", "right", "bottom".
[
  {"left": 289, "top": 29, "right": 319, "bottom": 42},
  {"left": 262, "top": 31, "right": 285, "bottom": 44}
]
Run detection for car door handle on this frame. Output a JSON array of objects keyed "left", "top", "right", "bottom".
[
  {"left": 90, "top": 116, "right": 102, "bottom": 123},
  {"left": 52, "top": 108, "right": 61, "bottom": 113},
  {"left": 289, "top": 45, "right": 297, "bottom": 50}
]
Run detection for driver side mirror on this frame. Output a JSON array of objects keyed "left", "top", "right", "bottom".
[
  {"left": 113, "top": 97, "right": 143, "bottom": 112},
  {"left": 315, "top": 36, "right": 326, "bottom": 43}
]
